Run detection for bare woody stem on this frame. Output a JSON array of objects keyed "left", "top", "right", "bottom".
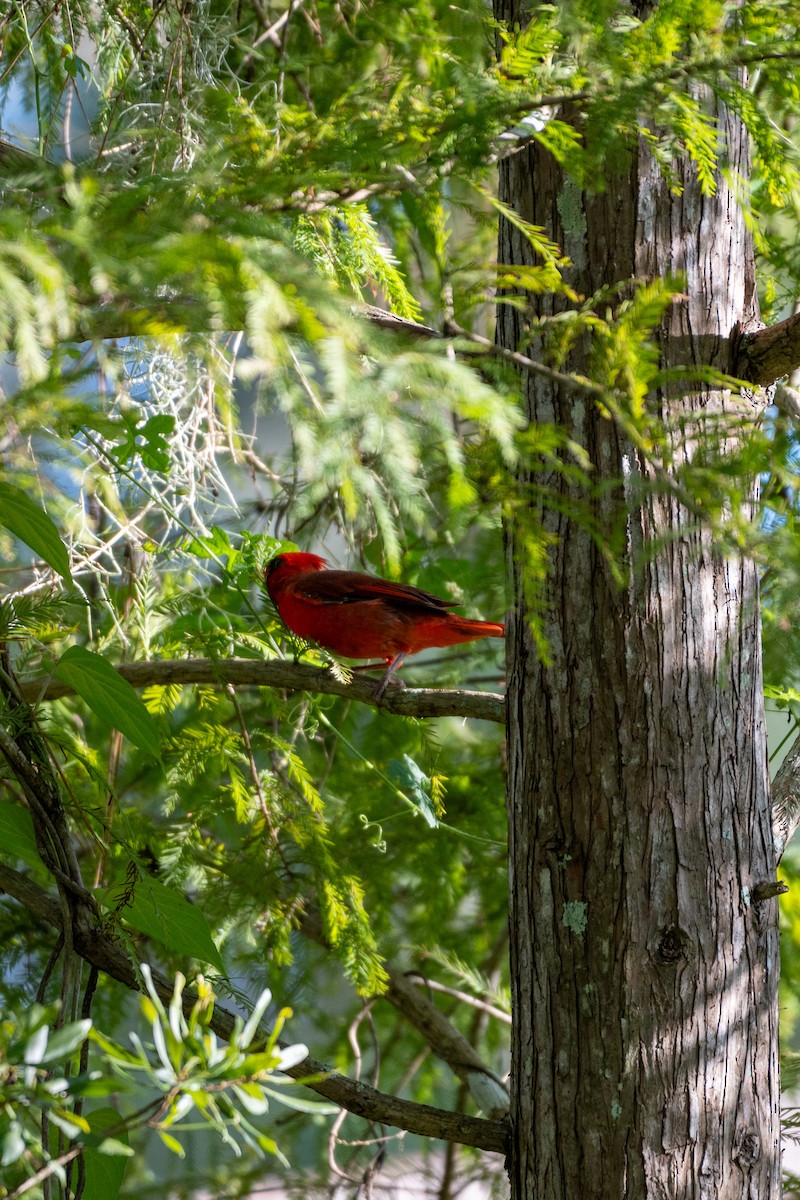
[{"left": 19, "top": 657, "right": 505, "bottom": 724}]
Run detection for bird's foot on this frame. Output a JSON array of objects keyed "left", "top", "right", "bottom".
[{"left": 372, "top": 675, "right": 406, "bottom": 703}]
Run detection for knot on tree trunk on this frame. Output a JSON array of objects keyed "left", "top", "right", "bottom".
[{"left": 654, "top": 925, "right": 690, "bottom": 964}]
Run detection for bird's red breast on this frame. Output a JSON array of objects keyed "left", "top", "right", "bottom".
[{"left": 265, "top": 552, "right": 504, "bottom": 662}]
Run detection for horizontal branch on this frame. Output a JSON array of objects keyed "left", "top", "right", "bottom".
[
  {"left": 19, "top": 657, "right": 506, "bottom": 724},
  {"left": 0, "top": 861, "right": 508, "bottom": 1154},
  {"left": 444, "top": 319, "right": 606, "bottom": 397},
  {"left": 359, "top": 304, "right": 441, "bottom": 340},
  {"left": 736, "top": 313, "right": 800, "bottom": 388}
]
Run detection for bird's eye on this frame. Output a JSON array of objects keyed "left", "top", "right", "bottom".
[{"left": 267, "top": 555, "right": 285, "bottom": 575}]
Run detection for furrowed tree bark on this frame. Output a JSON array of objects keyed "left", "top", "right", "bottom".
[{"left": 496, "top": 19, "right": 781, "bottom": 1200}]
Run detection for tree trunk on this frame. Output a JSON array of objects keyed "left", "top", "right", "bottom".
[{"left": 497, "top": 16, "right": 782, "bottom": 1200}]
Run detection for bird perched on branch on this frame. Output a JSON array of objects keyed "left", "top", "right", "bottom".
[{"left": 265, "top": 552, "right": 505, "bottom": 699}]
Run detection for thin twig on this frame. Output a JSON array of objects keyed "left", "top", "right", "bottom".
[
  {"left": 6, "top": 1146, "right": 83, "bottom": 1200},
  {"left": 405, "top": 976, "right": 511, "bottom": 1025},
  {"left": 444, "top": 318, "right": 606, "bottom": 397}
]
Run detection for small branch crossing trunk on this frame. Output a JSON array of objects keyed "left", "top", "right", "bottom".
[{"left": 496, "top": 10, "right": 781, "bottom": 1198}]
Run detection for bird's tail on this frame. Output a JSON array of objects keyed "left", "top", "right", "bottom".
[{"left": 444, "top": 617, "right": 505, "bottom": 643}]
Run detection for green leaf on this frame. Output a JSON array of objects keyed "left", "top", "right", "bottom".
[
  {"left": 1, "top": 1122, "right": 26, "bottom": 1167},
  {"left": 89, "top": 1030, "right": 145, "bottom": 1067},
  {"left": 65, "top": 1074, "right": 133, "bottom": 1099},
  {"left": 0, "top": 482, "right": 71, "bottom": 582},
  {"left": 232, "top": 1083, "right": 270, "bottom": 1116},
  {"left": 138, "top": 414, "right": 175, "bottom": 471},
  {"left": 158, "top": 1130, "right": 186, "bottom": 1157},
  {"left": 765, "top": 685, "right": 800, "bottom": 705},
  {"left": 48, "top": 1109, "right": 89, "bottom": 1138},
  {"left": 81, "top": 1108, "right": 130, "bottom": 1200},
  {"left": 113, "top": 413, "right": 175, "bottom": 471},
  {"left": 41, "top": 1019, "right": 92, "bottom": 1062},
  {"left": 53, "top": 647, "right": 161, "bottom": 759},
  {"left": 260, "top": 1085, "right": 339, "bottom": 1115},
  {"left": 388, "top": 755, "right": 439, "bottom": 828},
  {"left": 101, "top": 872, "right": 224, "bottom": 971},
  {"left": 95, "top": 1138, "right": 135, "bottom": 1157},
  {"left": 183, "top": 525, "right": 233, "bottom": 558},
  {"left": 0, "top": 800, "right": 41, "bottom": 868}
]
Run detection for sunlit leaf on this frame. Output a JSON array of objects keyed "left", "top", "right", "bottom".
[
  {"left": 54, "top": 647, "right": 161, "bottom": 759},
  {"left": 0, "top": 483, "right": 71, "bottom": 582}
]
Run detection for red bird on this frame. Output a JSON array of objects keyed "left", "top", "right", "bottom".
[{"left": 266, "top": 552, "right": 504, "bottom": 697}]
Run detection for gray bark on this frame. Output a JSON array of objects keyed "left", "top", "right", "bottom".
[
  {"left": 18, "top": 657, "right": 504, "bottom": 723},
  {"left": 496, "top": 21, "right": 781, "bottom": 1199},
  {"left": 771, "top": 731, "right": 800, "bottom": 860}
]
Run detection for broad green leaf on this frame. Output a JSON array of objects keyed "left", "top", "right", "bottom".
[
  {"left": 101, "top": 872, "right": 224, "bottom": 971},
  {"left": 0, "top": 482, "right": 72, "bottom": 582},
  {"left": 114, "top": 413, "right": 175, "bottom": 471},
  {"left": 53, "top": 647, "right": 161, "bottom": 759},
  {"left": 81, "top": 1108, "right": 130, "bottom": 1200},
  {"left": 388, "top": 755, "right": 439, "bottom": 828},
  {"left": 183, "top": 525, "right": 233, "bottom": 558},
  {"left": 0, "top": 800, "right": 41, "bottom": 868}
]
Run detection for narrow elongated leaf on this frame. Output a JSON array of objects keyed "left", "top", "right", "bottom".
[
  {"left": 53, "top": 647, "right": 161, "bottom": 759},
  {"left": 48, "top": 1109, "right": 89, "bottom": 1138},
  {"left": 261, "top": 1085, "right": 339, "bottom": 1115},
  {"left": 158, "top": 1130, "right": 185, "bottom": 1157},
  {"left": 232, "top": 1083, "right": 270, "bottom": 1115},
  {"left": 42, "top": 1020, "right": 92, "bottom": 1062},
  {"left": 0, "top": 482, "right": 71, "bottom": 582}
]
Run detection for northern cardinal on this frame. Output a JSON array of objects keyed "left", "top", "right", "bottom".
[{"left": 266, "top": 552, "right": 504, "bottom": 698}]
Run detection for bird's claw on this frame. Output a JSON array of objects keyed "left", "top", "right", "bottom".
[{"left": 372, "top": 676, "right": 406, "bottom": 703}]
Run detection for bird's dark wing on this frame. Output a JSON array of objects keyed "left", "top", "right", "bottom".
[{"left": 293, "top": 570, "right": 458, "bottom": 611}]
